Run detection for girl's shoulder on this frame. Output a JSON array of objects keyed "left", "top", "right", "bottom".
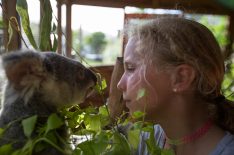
[{"left": 210, "top": 132, "right": 234, "bottom": 155}]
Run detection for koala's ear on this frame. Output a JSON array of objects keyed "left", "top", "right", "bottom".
[{"left": 2, "top": 52, "right": 46, "bottom": 90}]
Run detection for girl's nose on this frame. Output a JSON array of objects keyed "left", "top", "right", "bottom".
[{"left": 117, "top": 75, "right": 125, "bottom": 92}]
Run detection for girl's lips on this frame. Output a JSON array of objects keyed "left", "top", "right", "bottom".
[
  {"left": 124, "top": 99, "right": 131, "bottom": 107},
  {"left": 123, "top": 98, "right": 131, "bottom": 102},
  {"left": 123, "top": 95, "right": 131, "bottom": 106}
]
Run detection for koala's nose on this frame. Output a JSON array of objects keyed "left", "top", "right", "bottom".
[{"left": 86, "top": 69, "right": 97, "bottom": 84}]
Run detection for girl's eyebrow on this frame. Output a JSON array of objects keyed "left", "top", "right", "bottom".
[
  {"left": 124, "top": 56, "right": 135, "bottom": 63},
  {"left": 124, "top": 61, "right": 130, "bottom": 64},
  {"left": 124, "top": 61, "right": 135, "bottom": 66}
]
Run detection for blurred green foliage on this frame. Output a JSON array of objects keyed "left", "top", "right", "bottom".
[
  {"left": 15, "top": 0, "right": 57, "bottom": 51},
  {"left": 197, "top": 15, "right": 234, "bottom": 99},
  {"left": 197, "top": 15, "right": 229, "bottom": 48},
  {"left": 84, "top": 32, "right": 107, "bottom": 54}
]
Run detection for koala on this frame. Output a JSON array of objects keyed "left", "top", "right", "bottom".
[{"left": 0, "top": 50, "right": 97, "bottom": 154}]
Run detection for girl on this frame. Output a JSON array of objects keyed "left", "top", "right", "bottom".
[{"left": 117, "top": 17, "right": 234, "bottom": 155}]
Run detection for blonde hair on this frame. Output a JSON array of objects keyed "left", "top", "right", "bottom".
[{"left": 126, "top": 17, "right": 234, "bottom": 133}]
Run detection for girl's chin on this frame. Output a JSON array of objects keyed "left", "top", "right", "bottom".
[{"left": 126, "top": 101, "right": 141, "bottom": 112}]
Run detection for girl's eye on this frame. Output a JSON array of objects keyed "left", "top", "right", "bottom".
[{"left": 125, "top": 64, "right": 135, "bottom": 72}]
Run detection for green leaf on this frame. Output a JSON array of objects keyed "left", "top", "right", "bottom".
[
  {"left": 11, "top": 150, "right": 23, "bottom": 155},
  {"left": 99, "top": 106, "right": 110, "bottom": 127},
  {"left": 132, "top": 111, "right": 145, "bottom": 119},
  {"left": 35, "top": 137, "right": 65, "bottom": 154},
  {"left": 21, "top": 139, "right": 33, "bottom": 153},
  {"left": 52, "top": 33, "right": 58, "bottom": 52},
  {"left": 72, "top": 148, "right": 82, "bottom": 155},
  {"left": 22, "top": 115, "right": 38, "bottom": 138},
  {"left": 142, "top": 124, "right": 154, "bottom": 132},
  {"left": 45, "top": 131, "right": 58, "bottom": 144},
  {"left": 33, "top": 141, "right": 48, "bottom": 154},
  {"left": 145, "top": 129, "right": 162, "bottom": 155},
  {"left": 0, "top": 128, "right": 5, "bottom": 138},
  {"left": 94, "top": 77, "right": 107, "bottom": 94},
  {"left": 39, "top": 0, "right": 52, "bottom": 51},
  {"left": 84, "top": 106, "right": 97, "bottom": 114},
  {"left": 46, "top": 113, "right": 64, "bottom": 134},
  {"left": 101, "top": 79, "right": 107, "bottom": 90},
  {"left": 78, "top": 132, "right": 109, "bottom": 155},
  {"left": 84, "top": 114, "right": 101, "bottom": 132},
  {"left": 0, "top": 144, "right": 13, "bottom": 155},
  {"left": 99, "top": 106, "right": 108, "bottom": 117},
  {"left": 106, "top": 132, "right": 131, "bottom": 155},
  {"left": 161, "top": 149, "right": 175, "bottom": 155},
  {"left": 93, "top": 131, "right": 109, "bottom": 153},
  {"left": 131, "top": 121, "right": 143, "bottom": 129},
  {"left": 16, "top": 0, "right": 38, "bottom": 49},
  {"left": 77, "top": 141, "right": 96, "bottom": 155},
  {"left": 127, "top": 129, "right": 140, "bottom": 149},
  {"left": 137, "top": 88, "right": 146, "bottom": 100}
]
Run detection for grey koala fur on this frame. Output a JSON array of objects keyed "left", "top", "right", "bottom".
[{"left": 0, "top": 50, "right": 97, "bottom": 154}]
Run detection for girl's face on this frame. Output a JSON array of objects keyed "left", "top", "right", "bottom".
[{"left": 117, "top": 38, "right": 174, "bottom": 122}]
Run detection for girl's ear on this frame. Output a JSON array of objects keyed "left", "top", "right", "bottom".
[{"left": 171, "top": 64, "right": 196, "bottom": 92}]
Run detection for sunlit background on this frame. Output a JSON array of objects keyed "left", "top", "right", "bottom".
[
  {"left": 0, "top": 0, "right": 229, "bottom": 67},
  {"left": 19, "top": 0, "right": 228, "bottom": 66}
]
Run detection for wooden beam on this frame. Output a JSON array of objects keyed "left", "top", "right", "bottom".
[
  {"left": 57, "top": 0, "right": 62, "bottom": 54},
  {"left": 66, "top": 0, "right": 72, "bottom": 57},
  {"left": 58, "top": 0, "right": 234, "bottom": 15}
]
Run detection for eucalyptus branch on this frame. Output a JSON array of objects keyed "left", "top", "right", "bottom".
[
  {"left": 0, "top": 2, "right": 29, "bottom": 49},
  {"left": 34, "top": 137, "right": 68, "bottom": 154}
]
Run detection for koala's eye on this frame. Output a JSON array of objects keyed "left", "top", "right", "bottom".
[{"left": 76, "top": 69, "right": 85, "bottom": 80}]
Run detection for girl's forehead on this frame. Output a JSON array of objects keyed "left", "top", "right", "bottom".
[
  {"left": 124, "top": 48, "right": 142, "bottom": 64},
  {"left": 124, "top": 38, "right": 141, "bottom": 60}
]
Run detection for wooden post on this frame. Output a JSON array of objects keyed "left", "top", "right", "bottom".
[
  {"left": 108, "top": 57, "right": 127, "bottom": 122},
  {"left": 122, "top": 10, "right": 127, "bottom": 56},
  {"left": 66, "top": 0, "right": 72, "bottom": 57},
  {"left": 2, "top": 0, "right": 21, "bottom": 51},
  {"left": 57, "top": 0, "right": 62, "bottom": 54}
]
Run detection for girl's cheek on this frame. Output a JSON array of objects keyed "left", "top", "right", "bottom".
[
  {"left": 128, "top": 74, "right": 139, "bottom": 86},
  {"left": 127, "top": 72, "right": 144, "bottom": 96}
]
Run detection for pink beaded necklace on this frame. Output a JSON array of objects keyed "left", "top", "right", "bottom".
[{"left": 166, "top": 119, "right": 213, "bottom": 146}]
